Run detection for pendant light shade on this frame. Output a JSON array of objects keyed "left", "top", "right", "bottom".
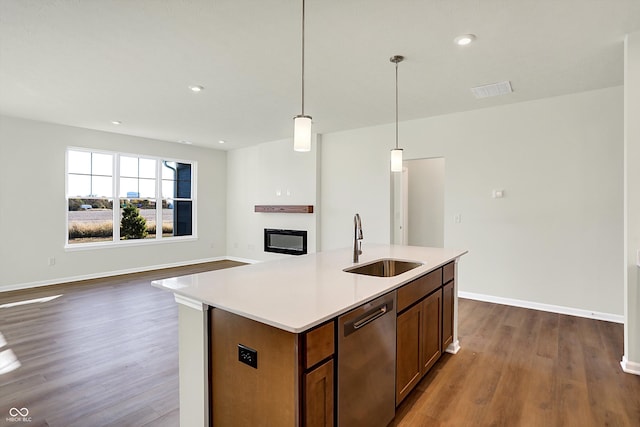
[
  {"left": 390, "top": 148, "right": 403, "bottom": 172},
  {"left": 390, "top": 55, "right": 404, "bottom": 172},
  {"left": 294, "top": 115, "right": 312, "bottom": 151},
  {"left": 293, "top": 0, "right": 312, "bottom": 151}
]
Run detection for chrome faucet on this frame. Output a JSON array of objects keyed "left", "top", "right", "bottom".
[{"left": 353, "top": 213, "right": 363, "bottom": 263}]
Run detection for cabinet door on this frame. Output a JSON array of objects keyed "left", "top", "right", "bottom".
[
  {"left": 421, "top": 290, "right": 442, "bottom": 374},
  {"left": 442, "top": 281, "right": 454, "bottom": 351},
  {"left": 396, "top": 303, "right": 422, "bottom": 405},
  {"left": 304, "top": 359, "right": 334, "bottom": 427}
]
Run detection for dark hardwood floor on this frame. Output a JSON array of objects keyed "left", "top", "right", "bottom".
[
  {"left": 2, "top": 266, "right": 639, "bottom": 426},
  {"left": 392, "top": 299, "right": 640, "bottom": 427},
  {"left": 0, "top": 261, "right": 244, "bottom": 427}
]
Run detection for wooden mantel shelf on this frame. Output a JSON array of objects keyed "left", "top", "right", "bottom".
[{"left": 254, "top": 205, "right": 314, "bottom": 213}]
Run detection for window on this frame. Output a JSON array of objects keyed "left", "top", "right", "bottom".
[{"left": 66, "top": 148, "right": 196, "bottom": 247}]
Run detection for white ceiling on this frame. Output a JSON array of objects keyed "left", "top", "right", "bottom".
[{"left": 1, "top": 0, "right": 639, "bottom": 150}]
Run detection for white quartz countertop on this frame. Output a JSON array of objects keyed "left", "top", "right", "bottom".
[{"left": 152, "top": 245, "right": 467, "bottom": 333}]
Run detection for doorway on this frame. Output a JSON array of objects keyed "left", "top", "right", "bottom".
[{"left": 392, "top": 158, "right": 445, "bottom": 247}]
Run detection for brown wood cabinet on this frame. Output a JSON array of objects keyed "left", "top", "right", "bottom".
[
  {"left": 396, "top": 289, "right": 442, "bottom": 405},
  {"left": 422, "top": 290, "right": 442, "bottom": 373},
  {"left": 210, "top": 308, "right": 298, "bottom": 426},
  {"left": 395, "top": 262, "right": 455, "bottom": 406},
  {"left": 304, "top": 359, "right": 334, "bottom": 427},
  {"left": 302, "top": 321, "right": 335, "bottom": 427},
  {"left": 396, "top": 302, "right": 423, "bottom": 404},
  {"left": 209, "top": 311, "right": 335, "bottom": 427}
]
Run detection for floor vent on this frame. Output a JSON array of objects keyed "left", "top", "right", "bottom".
[{"left": 471, "top": 81, "right": 513, "bottom": 99}]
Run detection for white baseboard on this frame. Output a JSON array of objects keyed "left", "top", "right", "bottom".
[
  {"left": 225, "top": 256, "right": 261, "bottom": 264},
  {"left": 458, "top": 291, "right": 624, "bottom": 324},
  {"left": 620, "top": 356, "right": 640, "bottom": 375},
  {"left": 445, "top": 340, "right": 461, "bottom": 354},
  {"left": 0, "top": 256, "right": 237, "bottom": 293}
]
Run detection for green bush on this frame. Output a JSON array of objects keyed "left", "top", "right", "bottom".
[{"left": 120, "top": 203, "right": 148, "bottom": 239}]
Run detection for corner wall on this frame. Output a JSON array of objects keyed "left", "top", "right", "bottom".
[
  {"left": 320, "top": 87, "right": 624, "bottom": 318},
  {"left": 623, "top": 31, "right": 640, "bottom": 374},
  {"left": 0, "top": 116, "right": 227, "bottom": 290}
]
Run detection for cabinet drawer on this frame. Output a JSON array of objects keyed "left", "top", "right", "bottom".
[
  {"left": 304, "top": 321, "right": 335, "bottom": 369},
  {"left": 443, "top": 262, "right": 455, "bottom": 284},
  {"left": 397, "top": 268, "right": 442, "bottom": 312}
]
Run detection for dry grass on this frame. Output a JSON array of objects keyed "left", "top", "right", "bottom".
[
  {"left": 146, "top": 221, "right": 174, "bottom": 235},
  {"left": 68, "top": 221, "right": 174, "bottom": 242},
  {"left": 68, "top": 221, "right": 113, "bottom": 239}
]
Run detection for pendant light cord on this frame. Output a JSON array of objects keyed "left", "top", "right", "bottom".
[
  {"left": 395, "top": 60, "right": 399, "bottom": 150},
  {"left": 301, "top": 0, "right": 306, "bottom": 116}
]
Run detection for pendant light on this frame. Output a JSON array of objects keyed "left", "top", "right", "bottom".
[
  {"left": 390, "top": 55, "right": 404, "bottom": 172},
  {"left": 293, "top": 0, "right": 311, "bottom": 152}
]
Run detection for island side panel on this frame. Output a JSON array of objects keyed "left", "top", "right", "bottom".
[
  {"left": 176, "top": 297, "right": 209, "bottom": 427},
  {"left": 210, "top": 308, "right": 299, "bottom": 426},
  {"left": 446, "top": 259, "right": 461, "bottom": 354}
]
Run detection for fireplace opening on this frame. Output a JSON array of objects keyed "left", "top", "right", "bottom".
[{"left": 264, "top": 229, "right": 307, "bottom": 256}]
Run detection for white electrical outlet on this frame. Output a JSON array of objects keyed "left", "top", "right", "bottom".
[
  {"left": 48, "top": 257, "right": 56, "bottom": 266},
  {"left": 454, "top": 214, "right": 462, "bottom": 223}
]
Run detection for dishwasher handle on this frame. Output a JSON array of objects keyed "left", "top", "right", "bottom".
[
  {"left": 343, "top": 299, "right": 394, "bottom": 338},
  {"left": 354, "top": 305, "right": 387, "bottom": 329}
]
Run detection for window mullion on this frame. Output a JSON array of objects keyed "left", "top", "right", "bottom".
[
  {"left": 156, "top": 160, "right": 162, "bottom": 239},
  {"left": 113, "top": 154, "right": 120, "bottom": 242}
]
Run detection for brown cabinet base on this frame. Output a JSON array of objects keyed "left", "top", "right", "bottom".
[
  {"left": 209, "top": 309, "right": 335, "bottom": 427},
  {"left": 395, "top": 261, "right": 455, "bottom": 406}
]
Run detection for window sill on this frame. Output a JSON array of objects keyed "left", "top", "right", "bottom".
[{"left": 65, "top": 236, "right": 198, "bottom": 251}]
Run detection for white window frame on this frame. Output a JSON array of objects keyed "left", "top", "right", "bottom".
[{"left": 65, "top": 147, "right": 198, "bottom": 250}]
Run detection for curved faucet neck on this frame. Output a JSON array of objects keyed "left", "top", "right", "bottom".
[{"left": 353, "top": 214, "right": 363, "bottom": 262}]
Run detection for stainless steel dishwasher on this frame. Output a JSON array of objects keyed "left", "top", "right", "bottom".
[{"left": 337, "top": 292, "right": 396, "bottom": 426}]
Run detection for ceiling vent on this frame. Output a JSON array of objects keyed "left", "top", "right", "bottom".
[{"left": 470, "top": 81, "right": 513, "bottom": 99}]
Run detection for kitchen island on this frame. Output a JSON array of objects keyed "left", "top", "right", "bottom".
[{"left": 152, "top": 244, "right": 467, "bottom": 426}]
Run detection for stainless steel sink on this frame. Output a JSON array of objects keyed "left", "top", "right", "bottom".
[{"left": 343, "top": 258, "right": 423, "bottom": 277}]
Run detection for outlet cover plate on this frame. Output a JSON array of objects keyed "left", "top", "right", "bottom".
[{"left": 238, "top": 344, "right": 258, "bottom": 369}]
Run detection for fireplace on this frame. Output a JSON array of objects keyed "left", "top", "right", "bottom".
[{"left": 264, "top": 229, "right": 307, "bottom": 256}]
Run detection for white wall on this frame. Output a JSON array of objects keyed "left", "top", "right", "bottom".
[
  {"left": 0, "top": 115, "right": 227, "bottom": 290},
  {"left": 320, "top": 87, "right": 624, "bottom": 317},
  {"left": 405, "top": 158, "right": 445, "bottom": 248},
  {"left": 320, "top": 125, "right": 393, "bottom": 250},
  {"left": 226, "top": 137, "right": 318, "bottom": 261},
  {"left": 623, "top": 31, "right": 640, "bottom": 372}
]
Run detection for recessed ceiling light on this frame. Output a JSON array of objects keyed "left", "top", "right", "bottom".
[
  {"left": 218, "top": 140, "right": 225, "bottom": 144},
  {"left": 189, "top": 85, "right": 204, "bottom": 92},
  {"left": 111, "top": 120, "right": 122, "bottom": 125},
  {"left": 454, "top": 34, "right": 476, "bottom": 46}
]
